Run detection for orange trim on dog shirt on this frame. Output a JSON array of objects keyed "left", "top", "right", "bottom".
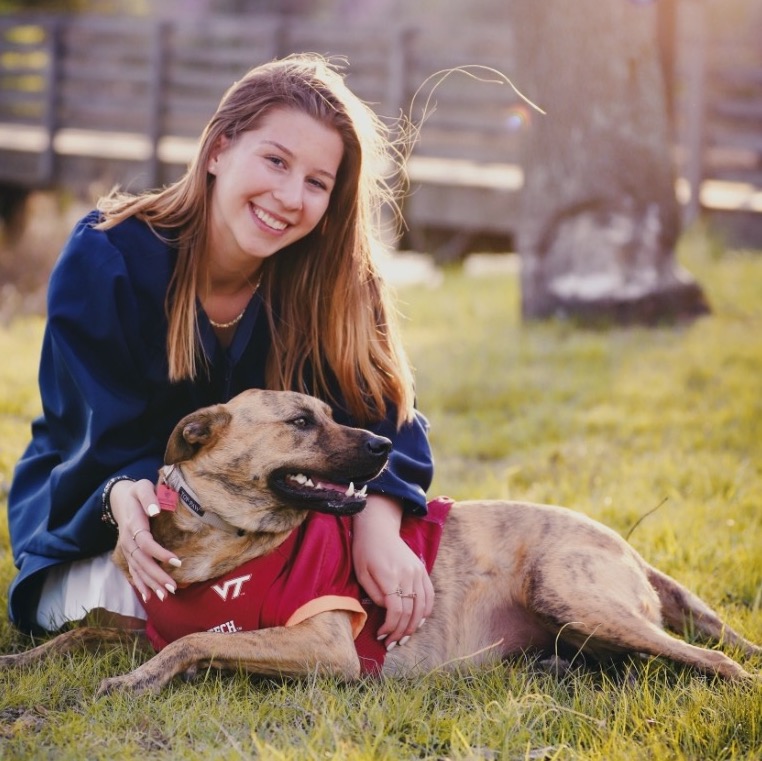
[{"left": 286, "top": 595, "right": 367, "bottom": 637}]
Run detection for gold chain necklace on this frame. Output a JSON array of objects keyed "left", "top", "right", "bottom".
[
  {"left": 206, "top": 274, "right": 262, "bottom": 330},
  {"left": 208, "top": 307, "right": 247, "bottom": 330}
]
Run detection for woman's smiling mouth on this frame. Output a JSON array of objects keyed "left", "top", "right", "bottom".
[{"left": 252, "top": 205, "right": 288, "bottom": 232}]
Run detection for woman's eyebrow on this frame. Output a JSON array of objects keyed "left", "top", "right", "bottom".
[{"left": 262, "top": 140, "right": 337, "bottom": 181}]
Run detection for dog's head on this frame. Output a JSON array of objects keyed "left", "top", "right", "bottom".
[{"left": 163, "top": 389, "right": 391, "bottom": 534}]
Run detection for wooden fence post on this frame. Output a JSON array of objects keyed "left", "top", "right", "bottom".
[
  {"left": 147, "top": 19, "right": 169, "bottom": 189},
  {"left": 39, "top": 16, "right": 62, "bottom": 186},
  {"left": 386, "top": 24, "right": 416, "bottom": 121},
  {"left": 680, "top": 0, "right": 707, "bottom": 225}
]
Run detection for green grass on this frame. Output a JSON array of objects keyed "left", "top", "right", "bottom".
[{"left": 1, "top": 229, "right": 760, "bottom": 759}]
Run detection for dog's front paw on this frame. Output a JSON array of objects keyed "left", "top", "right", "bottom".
[{"left": 95, "top": 669, "right": 166, "bottom": 698}]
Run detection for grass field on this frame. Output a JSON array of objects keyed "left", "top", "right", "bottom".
[{"left": 0, "top": 229, "right": 760, "bottom": 759}]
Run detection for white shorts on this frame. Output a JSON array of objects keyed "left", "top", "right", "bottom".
[{"left": 35, "top": 551, "right": 147, "bottom": 632}]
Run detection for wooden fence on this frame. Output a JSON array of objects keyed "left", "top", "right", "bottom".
[
  {"left": 0, "top": 6, "right": 760, "bottom": 256},
  {"left": 673, "top": 2, "right": 762, "bottom": 237}
]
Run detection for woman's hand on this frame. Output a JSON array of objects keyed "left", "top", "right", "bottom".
[
  {"left": 109, "top": 478, "right": 182, "bottom": 603},
  {"left": 352, "top": 495, "right": 434, "bottom": 650}
]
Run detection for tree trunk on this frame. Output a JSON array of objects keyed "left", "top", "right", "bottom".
[{"left": 513, "top": 0, "right": 709, "bottom": 324}]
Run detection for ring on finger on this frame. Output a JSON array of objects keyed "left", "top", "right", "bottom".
[
  {"left": 130, "top": 546, "right": 141, "bottom": 558},
  {"left": 385, "top": 587, "right": 416, "bottom": 599},
  {"left": 132, "top": 528, "right": 149, "bottom": 542}
]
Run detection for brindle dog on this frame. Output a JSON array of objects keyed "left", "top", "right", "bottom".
[{"left": 1, "top": 389, "right": 759, "bottom": 695}]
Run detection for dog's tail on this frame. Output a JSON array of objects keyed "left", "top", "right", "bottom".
[{"left": 646, "top": 565, "right": 761, "bottom": 657}]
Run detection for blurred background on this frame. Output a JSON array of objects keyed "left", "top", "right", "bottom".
[{"left": 0, "top": 0, "right": 760, "bottom": 321}]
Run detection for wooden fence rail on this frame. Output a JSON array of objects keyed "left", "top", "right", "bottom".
[{"left": 0, "top": 6, "right": 760, "bottom": 255}]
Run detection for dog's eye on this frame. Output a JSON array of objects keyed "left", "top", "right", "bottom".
[{"left": 289, "top": 415, "right": 313, "bottom": 429}]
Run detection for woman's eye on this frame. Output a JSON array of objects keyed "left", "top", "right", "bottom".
[
  {"left": 266, "top": 155, "right": 285, "bottom": 168},
  {"left": 307, "top": 178, "right": 328, "bottom": 191}
]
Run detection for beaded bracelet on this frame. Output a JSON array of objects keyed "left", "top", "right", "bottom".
[{"left": 101, "top": 475, "right": 136, "bottom": 528}]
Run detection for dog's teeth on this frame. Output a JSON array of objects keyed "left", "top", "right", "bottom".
[
  {"left": 345, "top": 482, "right": 355, "bottom": 497},
  {"left": 294, "top": 474, "right": 308, "bottom": 485},
  {"left": 305, "top": 478, "right": 315, "bottom": 488},
  {"left": 356, "top": 485, "right": 367, "bottom": 498}
]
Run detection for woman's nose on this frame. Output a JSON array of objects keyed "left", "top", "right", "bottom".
[{"left": 272, "top": 176, "right": 304, "bottom": 211}]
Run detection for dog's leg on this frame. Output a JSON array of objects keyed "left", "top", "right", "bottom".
[
  {"left": 543, "top": 601, "right": 759, "bottom": 681},
  {"left": 527, "top": 549, "right": 760, "bottom": 680},
  {"left": 0, "top": 627, "right": 141, "bottom": 669},
  {"left": 96, "top": 610, "right": 359, "bottom": 696},
  {"left": 529, "top": 601, "right": 759, "bottom": 680},
  {"left": 646, "top": 565, "right": 762, "bottom": 657},
  {"left": 579, "top": 619, "right": 759, "bottom": 681}
]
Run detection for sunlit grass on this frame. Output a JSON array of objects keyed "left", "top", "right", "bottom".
[{"left": 0, "top": 229, "right": 760, "bottom": 758}]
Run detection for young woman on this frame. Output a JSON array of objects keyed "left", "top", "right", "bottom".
[{"left": 7, "top": 55, "right": 434, "bottom": 653}]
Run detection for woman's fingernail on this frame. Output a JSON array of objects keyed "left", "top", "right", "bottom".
[
  {"left": 418, "top": 618, "right": 426, "bottom": 629},
  {"left": 169, "top": 557, "right": 182, "bottom": 568},
  {"left": 165, "top": 583, "right": 176, "bottom": 595},
  {"left": 147, "top": 503, "right": 160, "bottom": 517},
  {"left": 141, "top": 592, "right": 148, "bottom": 604},
  {"left": 376, "top": 633, "right": 388, "bottom": 641},
  {"left": 155, "top": 588, "right": 165, "bottom": 602},
  {"left": 386, "top": 641, "right": 397, "bottom": 652},
  {"left": 399, "top": 636, "right": 410, "bottom": 646}
]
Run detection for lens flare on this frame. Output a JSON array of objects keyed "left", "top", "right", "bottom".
[{"left": 503, "top": 103, "right": 533, "bottom": 132}]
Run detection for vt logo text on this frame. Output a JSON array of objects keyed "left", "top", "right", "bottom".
[{"left": 211, "top": 574, "right": 252, "bottom": 601}]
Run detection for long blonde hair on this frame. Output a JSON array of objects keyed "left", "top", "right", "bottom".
[{"left": 97, "top": 54, "right": 415, "bottom": 426}]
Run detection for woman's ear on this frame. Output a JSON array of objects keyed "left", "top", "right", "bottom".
[{"left": 207, "top": 135, "right": 229, "bottom": 175}]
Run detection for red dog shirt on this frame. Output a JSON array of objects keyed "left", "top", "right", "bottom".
[{"left": 142, "top": 497, "right": 452, "bottom": 675}]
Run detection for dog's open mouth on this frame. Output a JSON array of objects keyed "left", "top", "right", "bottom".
[{"left": 269, "top": 470, "right": 375, "bottom": 516}]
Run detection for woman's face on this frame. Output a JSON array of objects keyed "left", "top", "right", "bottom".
[{"left": 206, "top": 107, "right": 345, "bottom": 273}]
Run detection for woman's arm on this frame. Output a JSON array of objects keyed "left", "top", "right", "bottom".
[
  {"left": 9, "top": 213, "right": 179, "bottom": 619},
  {"left": 343, "top": 404, "right": 435, "bottom": 648},
  {"left": 48, "top": 217, "right": 182, "bottom": 598},
  {"left": 351, "top": 493, "right": 435, "bottom": 650}
]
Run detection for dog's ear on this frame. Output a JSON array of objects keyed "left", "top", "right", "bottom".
[{"left": 164, "top": 406, "right": 232, "bottom": 464}]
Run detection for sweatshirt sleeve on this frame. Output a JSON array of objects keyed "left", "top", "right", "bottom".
[
  {"left": 8, "top": 213, "right": 170, "bottom": 564},
  {"left": 363, "top": 406, "right": 434, "bottom": 516},
  {"left": 329, "top": 400, "right": 433, "bottom": 517}
]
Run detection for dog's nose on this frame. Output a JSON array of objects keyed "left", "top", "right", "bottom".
[{"left": 366, "top": 435, "right": 392, "bottom": 458}]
